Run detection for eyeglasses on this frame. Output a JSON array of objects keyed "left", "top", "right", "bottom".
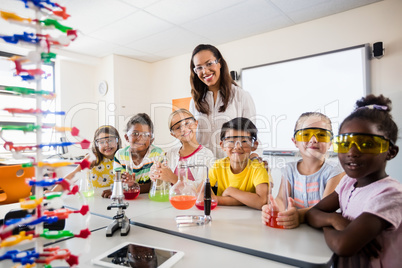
[
  {"left": 222, "top": 136, "right": 255, "bottom": 149},
  {"left": 95, "top": 136, "right": 118, "bottom": 146},
  {"left": 193, "top": 59, "right": 219, "bottom": 74},
  {"left": 333, "top": 133, "right": 392, "bottom": 154},
  {"left": 127, "top": 131, "right": 153, "bottom": 139},
  {"left": 294, "top": 128, "right": 333, "bottom": 143},
  {"left": 170, "top": 117, "right": 196, "bottom": 133}
]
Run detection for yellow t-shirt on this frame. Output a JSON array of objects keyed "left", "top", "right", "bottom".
[
  {"left": 90, "top": 158, "right": 114, "bottom": 188},
  {"left": 209, "top": 158, "right": 270, "bottom": 196}
]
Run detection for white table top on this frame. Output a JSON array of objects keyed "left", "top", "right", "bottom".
[
  {"left": 131, "top": 205, "right": 333, "bottom": 268},
  {"left": 63, "top": 193, "right": 333, "bottom": 268},
  {"left": 34, "top": 225, "right": 296, "bottom": 268}
]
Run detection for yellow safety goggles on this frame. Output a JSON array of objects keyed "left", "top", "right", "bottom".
[
  {"left": 294, "top": 128, "right": 333, "bottom": 143},
  {"left": 333, "top": 133, "right": 392, "bottom": 154}
]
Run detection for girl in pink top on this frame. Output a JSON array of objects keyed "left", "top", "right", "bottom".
[{"left": 306, "top": 94, "right": 401, "bottom": 267}]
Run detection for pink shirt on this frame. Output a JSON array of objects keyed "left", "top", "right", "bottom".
[{"left": 335, "top": 175, "right": 402, "bottom": 268}]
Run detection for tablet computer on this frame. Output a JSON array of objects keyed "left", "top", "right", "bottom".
[{"left": 92, "top": 242, "right": 184, "bottom": 268}]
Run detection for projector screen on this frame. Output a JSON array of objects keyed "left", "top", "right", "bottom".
[{"left": 241, "top": 44, "right": 370, "bottom": 153}]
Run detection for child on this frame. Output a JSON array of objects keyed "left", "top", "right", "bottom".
[
  {"left": 108, "top": 113, "right": 164, "bottom": 196},
  {"left": 150, "top": 109, "right": 214, "bottom": 187},
  {"left": 208, "top": 117, "right": 269, "bottom": 209},
  {"left": 305, "top": 95, "right": 401, "bottom": 267},
  {"left": 261, "top": 112, "right": 344, "bottom": 228},
  {"left": 50, "top": 125, "right": 122, "bottom": 195}
]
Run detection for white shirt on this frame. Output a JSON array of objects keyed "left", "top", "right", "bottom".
[
  {"left": 166, "top": 145, "right": 215, "bottom": 187},
  {"left": 189, "top": 85, "right": 256, "bottom": 159}
]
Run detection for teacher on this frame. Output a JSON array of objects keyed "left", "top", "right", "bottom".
[{"left": 189, "top": 44, "right": 257, "bottom": 159}]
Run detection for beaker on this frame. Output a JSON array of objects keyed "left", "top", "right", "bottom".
[
  {"left": 266, "top": 171, "right": 288, "bottom": 229},
  {"left": 79, "top": 169, "right": 94, "bottom": 197},
  {"left": 149, "top": 154, "right": 170, "bottom": 202},
  {"left": 123, "top": 180, "right": 140, "bottom": 200},
  {"left": 169, "top": 160, "right": 197, "bottom": 210},
  {"left": 195, "top": 168, "right": 217, "bottom": 210}
]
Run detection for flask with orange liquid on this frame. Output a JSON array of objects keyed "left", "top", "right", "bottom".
[{"left": 169, "top": 160, "right": 197, "bottom": 210}]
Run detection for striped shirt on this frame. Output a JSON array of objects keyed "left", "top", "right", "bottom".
[
  {"left": 114, "top": 145, "right": 164, "bottom": 184},
  {"left": 283, "top": 160, "right": 343, "bottom": 208}
]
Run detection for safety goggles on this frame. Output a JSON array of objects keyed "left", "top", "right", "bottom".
[
  {"left": 170, "top": 117, "right": 196, "bottom": 133},
  {"left": 222, "top": 136, "right": 255, "bottom": 149},
  {"left": 95, "top": 136, "right": 118, "bottom": 146},
  {"left": 294, "top": 128, "right": 333, "bottom": 143},
  {"left": 127, "top": 131, "right": 153, "bottom": 139},
  {"left": 333, "top": 133, "right": 392, "bottom": 154}
]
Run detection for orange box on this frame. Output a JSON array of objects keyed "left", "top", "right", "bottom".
[{"left": 0, "top": 165, "right": 34, "bottom": 204}]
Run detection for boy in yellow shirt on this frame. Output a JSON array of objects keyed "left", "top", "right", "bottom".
[{"left": 209, "top": 117, "right": 269, "bottom": 209}]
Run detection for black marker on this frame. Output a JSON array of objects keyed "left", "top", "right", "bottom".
[{"left": 204, "top": 176, "right": 211, "bottom": 217}]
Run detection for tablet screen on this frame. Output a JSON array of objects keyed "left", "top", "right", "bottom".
[{"left": 93, "top": 242, "right": 183, "bottom": 268}]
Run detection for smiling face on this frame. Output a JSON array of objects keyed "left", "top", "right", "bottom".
[
  {"left": 125, "top": 123, "right": 153, "bottom": 154},
  {"left": 292, "top": 115, "right": 332, "bottom": 160},
  {"left": 96, "top": 132, "right": 118, "bottom": 159},
  {"left": 170, "top": 112, "right": 198, "bottom": 145},
  {"left": 192, "top": 49, "right": 221, "bottom": 90},
  {"left": 338, "top": 118, "right": 390, "bottom": 185},
  {"left": 220, "top": 129, "right": 256, "bottom": 165}
]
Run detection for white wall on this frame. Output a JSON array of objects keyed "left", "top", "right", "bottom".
[
  {"left": 147, "top": 0, "right": 402, "bottom": 178},
  {"left": 58, "top": 59, "right": 98, "bottom": 157},
  {"left": 54, "top": 0, "right": 401, "bottom": 177},
  {"left": 113, "top": 55, "right": 152, "bottom": 136}
]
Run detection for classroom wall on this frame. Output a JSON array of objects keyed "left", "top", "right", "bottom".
[
  {"left": 22, "top": 0, "right": 400, "bottom": 176},
  {"left": 147, "top": 0, "right": 402, "bottom": 178},
  {"left": 57, "top": 59, "right": 98, "bottom": 157},
  {"left": 113, "top": 55, "right": 152, "bottom": 135}
]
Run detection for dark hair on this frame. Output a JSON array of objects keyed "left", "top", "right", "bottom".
[
  {"left": 92, "top": 125, "right": 122, "bottom": 166},
  {"left": 126, "top": 113, "right": 154, "bottom": 133},
  {"left": 220, "top": 117, "right": 257, "bottom": 141},
  {"left": 190, "top": 44, "right": 237, "bottom": 115},
  {"left": 340, "top": 94, "right": 398, "bottom": 143}
]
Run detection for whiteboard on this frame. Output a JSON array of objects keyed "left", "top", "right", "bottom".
[{"left": 241, "top": 45, "right": 370, "bottom": 153}]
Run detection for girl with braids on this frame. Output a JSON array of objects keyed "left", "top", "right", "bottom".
[
  {"left": 189, "top": 44, "right": 257, "bottom": 159},
  {"left": 306, "top": 94, "right": 401, "bottom": 267}
]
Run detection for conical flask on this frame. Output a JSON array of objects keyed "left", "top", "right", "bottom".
[
  {"left": 111, "top": 169, "right": 124, "bottom": 202},
  {"left": 195, "top": 168, "right": 218, "bottom": 210},
  {"left": 79, "top": 169, "right": 94, "bottom": 197},
  {"left": 149, "top": 154, "right": 170, "bottom": 202},
  {"left": 266, "top": 170, "right": 288, "bottom": 229},
  {"left": 169, "top": 160, "right": 197, "bottom": 210},
  {"left": 123, "top": 180, "right": 140, "bottom": 200}
]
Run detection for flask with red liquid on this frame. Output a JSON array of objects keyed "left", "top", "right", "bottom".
[
  {"left": 266, "top": 171, "right": 288, "bottom": 229},
  {"left": 169, "top": 160, "right": 196, "bottom": 210},
  {"left": 195, "top": 168, "right": 218, "bottom": 210},
  {"left": 122, "top": 180, "right": 140, "bottom": 200}
]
